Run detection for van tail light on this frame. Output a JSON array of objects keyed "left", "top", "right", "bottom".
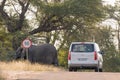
[
  {"left": 94, "top": 51, "right": 97, "bottom": 60},
  {"left": 68, "top": 52, "right": 71, "bottom": 60}
]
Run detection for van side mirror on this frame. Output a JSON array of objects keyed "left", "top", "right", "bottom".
[{"left": 99, "top": 51, "right": 104, "bottom": 55}]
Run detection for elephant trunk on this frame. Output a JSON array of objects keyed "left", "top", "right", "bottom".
[{"left": 15, "top": 47, "right": 27, "bottom": 60}]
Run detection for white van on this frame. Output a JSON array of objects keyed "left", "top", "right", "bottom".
[{"left": 68, "top": 42, "right": 103, "bottom": 72}]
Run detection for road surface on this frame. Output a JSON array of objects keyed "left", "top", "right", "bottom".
[{"left": 1, "top": 71, "right": 120, "bottom": 80}]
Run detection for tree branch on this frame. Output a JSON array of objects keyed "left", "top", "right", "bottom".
[
  {"left": 17, "top": 0, "right": 30, "bottom": 30},
  {"left": 0, "top": 0, "right": 17, "bottom": 32},
  {"left": 29, "top": 15, "right": 69, "bottom": 35},
  {"left": 18, "top": 0, "right": 24, "bottom": 7},
  {"left": 0, "top": 0, "right": 6, "bottom": 9},
  {"left": 0, "top": 0, "right": 30, "bottom": 32}
]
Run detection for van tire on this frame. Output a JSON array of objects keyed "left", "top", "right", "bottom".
[
  {"left": 95, "top": 68, "right": 98, "bottom": 72},
  {"left": 73, "top": 68, "right": 77, "bottom": 72},
  {"left": 99, "top": 69, "right": 103, "bottom": 72},
  {"left": 69, "top": 67, "right": 73, "bottom": 71},
  {"left": 95, "top": 68, "right": 103, "bottom": 72}
]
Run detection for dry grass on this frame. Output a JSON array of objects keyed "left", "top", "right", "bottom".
[
  {"left": 0, "top": 75, "right": 5, "bottom": 80},
  {"left": 0, "top": 61, "right": 63, "bottom": 72},
  {"left": 0, "top": 61, "right": 64, "bottom": 79}
]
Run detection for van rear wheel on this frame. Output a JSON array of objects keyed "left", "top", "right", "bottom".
[
  {"left": 99, "top": 69, "right": 103, "bottom": 72},
  {"left": 69, "top": 67, "right": 73, "bottom": 71},
  {"left": 95, "top": 68, "right": 103, "bottom": 72},
  {"left": 73, "top": 68, "right": 77, "bottom": 72},
  {"left": 69, "top": 67, "right": 77, "bottom": 72}
]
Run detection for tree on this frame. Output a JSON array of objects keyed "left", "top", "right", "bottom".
[
  {"left": 0, "top": 0, "right": 31, "bottom": 50},
  {"left": 0, "top": 0, "right": 105, "bottom": 34},
  {"left": 0, "top": 0, "right": 105, "bottom": 50},
  {"left": 105, "top": 0, "right": 120, "bottom": 52},
  {"left": 29, "top": 0, "right": 105, "bottom": 34},
  {"left": 0, "top": 0, "right": 30, "bottom": 32},
  {"left": 0, "top": 25, "right": 14, "bottom": 61},
  {"left": 102, "top": 0, "right": 120, "bottom": 71}
]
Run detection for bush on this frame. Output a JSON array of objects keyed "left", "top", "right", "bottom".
[
  {"left": 0, "top": 48, "right": 15, "bottom": 61},
  {"left": 58, "top": 50, "right": 68, "bottom": 68},
  {"left": 103, "top": 48, "right": 120, "bottom": 72},
  {"left": 104, "top": 55, "right": 120, "bottom": 72}
]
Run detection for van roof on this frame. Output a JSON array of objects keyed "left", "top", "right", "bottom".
[{"left": 71, "top": 42, "right": 97, "bottom": 44}]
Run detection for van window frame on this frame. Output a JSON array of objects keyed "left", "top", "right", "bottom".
[{"left": 71, "top": 44, "right": 94, "bottom": 52}]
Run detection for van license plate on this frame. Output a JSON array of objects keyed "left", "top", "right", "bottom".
[{"left": 78, "top": 58, "right": 87, "bottom": 61}]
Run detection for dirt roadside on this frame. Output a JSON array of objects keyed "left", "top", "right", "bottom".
[{"left": 1, "top": 70, "right": 120, "bottom": 80}]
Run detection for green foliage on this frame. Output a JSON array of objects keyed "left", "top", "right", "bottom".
[
  {"left": 0, "top": 26, "right": 14, "bottom": 61},
  {"left": 42, "top": 0, "right": 105, "bottom": 18},
  {"left": 0, "top": 26, "right": 28, "bottom": 61},
  {"left": 58, "top": 49, "right": 68, "bottom": 68},
  {"left": 91, "top": 3, "right": 120, "bottom": 71},
  {"left": 31, "top": 0, "right": 105, "bottom": 27},
  {"left": 103, "top": 50, "right": 120, "bottom": 72},
  {"left": 12, "top": 31, "right": 28, "bottom": 50}
]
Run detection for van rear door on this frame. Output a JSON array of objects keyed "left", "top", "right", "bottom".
[{"left": 70, "top": 43, "right": 97, "bottom": 64}]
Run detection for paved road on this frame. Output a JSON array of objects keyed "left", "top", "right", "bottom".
[{"left": 1, "top": 71, "right": 120, "bottom": 80}]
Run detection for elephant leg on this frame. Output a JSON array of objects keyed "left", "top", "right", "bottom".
[
  {"left": 27, "top": 52, "right": 35, "bottom": 63},
  {"left": 44, "top": 56, "right": 53, "bottom": 65},
  {"left": 50, "top": 54, "right": 58, "bottom": 66},
  {"left": 53, "top": 58, "right": 58, "bottom": 66}
]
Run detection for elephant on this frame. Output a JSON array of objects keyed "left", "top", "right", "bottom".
[{"left": 15, "top": 44, "right": 58, "bottom": 66}]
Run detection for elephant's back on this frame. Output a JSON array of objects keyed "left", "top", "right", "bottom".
[
  {"left": 40, "top": 44, "right": 56, "bottom": 51},
  {"left": 29, "top": 44, "right": 57, "bottom": 54},
  {"left": 27, "top": 44, "right": 58, "bottom": 64}
]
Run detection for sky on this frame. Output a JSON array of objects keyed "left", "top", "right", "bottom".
[
  {"left": 102, "top": 0, "right": 117, "bottom": 29},
  {"left": 103, "top": 0, "right": 116, "bottom": 6}
]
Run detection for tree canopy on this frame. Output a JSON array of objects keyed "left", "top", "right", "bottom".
[
  {"left": 0, "top": 0, "right": 105, "bottom": 34},
  {"left": 29, "top": 0, "right": 105, "bottom": 34}
]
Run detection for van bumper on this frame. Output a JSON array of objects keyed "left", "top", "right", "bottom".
[{"left": 68, "top": 64, "right": 98, "bottom": 69}]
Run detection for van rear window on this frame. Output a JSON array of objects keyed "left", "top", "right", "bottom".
[{"left": 71, "top": 44, "right": 94, "bottom": 52}]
